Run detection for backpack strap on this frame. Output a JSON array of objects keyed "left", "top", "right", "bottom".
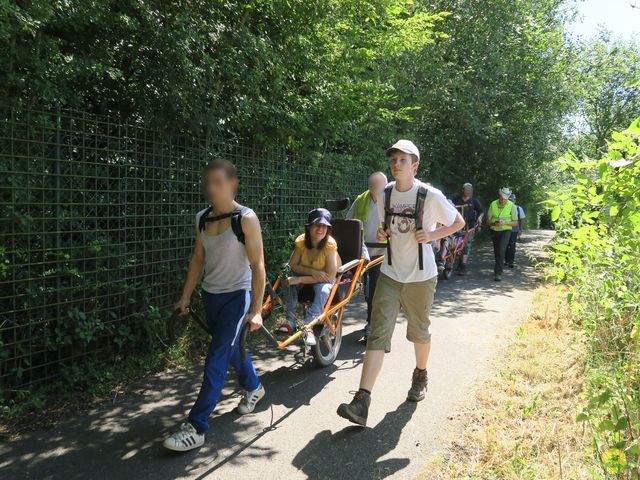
[
  {"left": 230, "top": 206, "right": 249, "bottom": 244},
  {"left": 383, "top": 184, "right": 394, "bottom": 266},
  {"left": 414, "top": 184, "right": 428, "bottom": 270},
  {"left": 199, "top": 205, "right": 248, "bottom": 244}
]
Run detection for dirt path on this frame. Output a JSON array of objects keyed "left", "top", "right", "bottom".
[{"left": 0, "top": 231, "right": 553, "bottom": 480}]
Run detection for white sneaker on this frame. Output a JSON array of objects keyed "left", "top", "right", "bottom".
[
  {"left": 162, "top": 422, "right": 204, "bottom": 451},
  {"left": 305, "top": 331, "right": 317, "bottom": 346},
  {"left": 237, "top": 384, "right": 265, "bottom": 415}
]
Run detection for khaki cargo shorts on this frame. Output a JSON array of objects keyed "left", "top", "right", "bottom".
[{"left": 366, "top": 273, "right": 437, "bottom": 352}]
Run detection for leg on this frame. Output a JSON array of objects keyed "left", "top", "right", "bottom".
[
  {"left": 497, "top": 231, "right": 511, "bottom": 272},
  {"left": 414, "top": 343, "right": 431, "bottom": 370},
  {"left": 491, "top": 231, "right": 503, "bottom": 276},
  {"left": 304, "top": 282, "right": 333, "bottom": 324},
  {"left": 402, "top": 277, "right": 437, "bottom": 401},
  {"left": 505, "top": 231, "right": 517, "bottom": 267},
  {"left": 359, "top": 350, "right": 385, "bottom": 391},
  {"left": 365, "top": 257, "right": 382, "bottom": 325},
  {"left": 360, "top": 273, "right": 401, "bottom": 389},
  {"left": 284, "top": 283, "right": 300, "bottom": 326},
  {"left": 402, "top": 277, "right": 436, "bottom": 368},
  {"left": 187, "top": 290, "right": 250, "bottom": 433},
  {"left": 338, "top": 274, "right": 401, "bottom": 426}
]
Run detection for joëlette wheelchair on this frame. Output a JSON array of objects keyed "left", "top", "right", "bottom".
[
  {"left": 169, "top": 199, "right": 384, "bottom": 368},
  {"left": 258, "top": 199, "right": 383, "bottom": 366}
]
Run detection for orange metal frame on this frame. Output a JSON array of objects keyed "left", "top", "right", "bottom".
[{"left": 261, "top": 255, "right": 385, "bottom": 349}]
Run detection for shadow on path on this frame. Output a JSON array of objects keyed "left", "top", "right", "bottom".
[{"left": 292, "top": 402, "right": 417, "bottom": 480}]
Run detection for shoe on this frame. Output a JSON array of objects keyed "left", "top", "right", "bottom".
[
  {"left": 363, "top": 323, "right": 372, "bottom": 340},
  {"left": 305, "top": 330, "right": 317, "bottom": 346},
  {"left": 407, "top": 368, "right": 428, "bottom": 402},
  {"left": 163, "top": 422, "right": 204, "bottom": 451},
  {"left": 276, "top": 322, "right": 294, "bottom": 334},
  {"left": 237, "top": 384, "right": 265, "bottom": 415},
  {"left": 508, "top": 264, "right": 514, "bottom": 269},
  {"left": 337, "top": 390, "right": 370, "bottom": 426},
  {"left": 456, "top": 264, "right": 468, "bottom": 276},
  {"left": 494, "top": 274, "right": 502, "bottom": 281}
]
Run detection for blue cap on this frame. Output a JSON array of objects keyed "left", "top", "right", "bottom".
[{"left": 306, "top": 208, "right": 332, "bottom": 227}]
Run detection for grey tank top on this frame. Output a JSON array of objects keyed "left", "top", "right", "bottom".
[{"left": 196, "top": 208, "right": 252, "bottom": 294}]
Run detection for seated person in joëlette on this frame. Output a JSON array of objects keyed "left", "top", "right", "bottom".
[{"left": 278, "top": 208, "right": 342, "bottom": 346}]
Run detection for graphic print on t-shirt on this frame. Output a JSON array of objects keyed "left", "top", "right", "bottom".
[{"left": 391, "top": 204, "right": 417, "bottom": 234}]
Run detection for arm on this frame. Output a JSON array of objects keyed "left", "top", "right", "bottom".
[
  {"left": 517, "top": 208, "right": 525, "bottom": 236},
  {"left": 242, "top": 212, "right": 266, "bottom": 331},
  {"left": 475, "top": 199, "right": 484, "bottom": 225},
  {"left": 176, "top": 229, "right": 205, "bottom": 315},
  {"left": 323, "top": 249, "right": 339, "bottom": 280}
]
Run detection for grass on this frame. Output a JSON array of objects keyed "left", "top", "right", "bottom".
[{"left": 418, "top": 284, "right": 593, "bottom": 480}]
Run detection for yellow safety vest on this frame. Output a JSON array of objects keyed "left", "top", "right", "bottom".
[{"left": 488, "top": 200, "right": 515, "bottom": 231}]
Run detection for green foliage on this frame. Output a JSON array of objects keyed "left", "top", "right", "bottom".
[
  {"left": 547, "top": 118, "right": 640, "bottom": 478},
  {"left": 565, "top": 33, "right": 640, "bottom": 158}
]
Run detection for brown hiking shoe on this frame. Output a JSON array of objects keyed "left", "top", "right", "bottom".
[
  {"left": 337, "top": 390, "right": 370, "bottom": 426},
  {"left": 407, "top": 368, "right": 428, "bottom": 402}
]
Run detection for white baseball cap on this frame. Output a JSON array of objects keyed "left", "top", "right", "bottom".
[
  {"left": 386, "top": 139, "right": 420, "bottom": 160},
  {"left": 499, "top": 187, "right": 512, "bottom": 200}
]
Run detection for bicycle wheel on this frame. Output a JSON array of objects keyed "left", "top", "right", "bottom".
[{"left": 311, "top": 308, "right": 343, "bottom": 367}]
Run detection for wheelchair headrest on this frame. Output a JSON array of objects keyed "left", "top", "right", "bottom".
[
  {"left": 331, "top": 218, "right": 362, "bottom": 264},
  {"left": 324, "top": 198, "right": 350, "bottom": 212}
]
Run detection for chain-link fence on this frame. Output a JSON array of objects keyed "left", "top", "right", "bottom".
[{"left": 0, "top": 105, "right": 368, "bottom": 394}]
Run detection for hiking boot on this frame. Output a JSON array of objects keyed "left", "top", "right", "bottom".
[
  {"left": 508, "top": 263, "right": 514, "bottom": 269},
  {"left": 494, "top": 274, "right": 502, "bottom": 281},
  {"left": 407, "top": 368, "right": 428, "bottom": 402},
  {"left": 163, "top": 422, "right": 204, "bottom": 451},
  {"left": 337, "top": 390, "right": 370, "bottom": 426}
]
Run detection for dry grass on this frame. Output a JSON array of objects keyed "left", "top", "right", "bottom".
[{"left": 419, "top": 285, "right": 593, "bottom": 480}]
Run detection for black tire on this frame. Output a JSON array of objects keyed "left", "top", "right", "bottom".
[{"left": 311, "top": 310, "right": 343, "bottom": 367}]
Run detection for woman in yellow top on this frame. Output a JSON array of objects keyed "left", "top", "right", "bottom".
[{"left": 279, "top": 208, "right": 341, "bottom": 346}]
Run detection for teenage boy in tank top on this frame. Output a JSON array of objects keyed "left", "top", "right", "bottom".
[
  {"left": 337, "top": 140, "right": 465, "bottom": 426},
  {"left": 163, "top": 159, "right": 266, "bottom": 451}
]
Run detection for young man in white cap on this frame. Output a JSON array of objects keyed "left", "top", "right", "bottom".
[
  {"left": 486, "top": 187, "right": 518, "bottom": 281},
  {"left": 337, "top": 140, "right": 465, "bottom": 426},
  {"left": 346, "top": 171, "right": 388, "bottom": 340}
]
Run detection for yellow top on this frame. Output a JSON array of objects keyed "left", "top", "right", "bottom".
[{"left": 294, "top": 234, "right": 338, "bottom": 270}]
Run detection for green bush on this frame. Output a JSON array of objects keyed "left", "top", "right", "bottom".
[{"left": 547, "top": 118, "right": 640, "bottom": 478}]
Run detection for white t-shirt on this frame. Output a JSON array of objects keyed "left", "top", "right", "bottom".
[{"left": 377, "top": 180, "right": 458, "bottom": 283}]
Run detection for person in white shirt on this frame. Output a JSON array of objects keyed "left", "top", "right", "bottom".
[
  {"left": 337, "top": 140, "right": 465, "bottom": 426},
  {"left": 346, "top": 172, "right": 388, "bottom": 340}
]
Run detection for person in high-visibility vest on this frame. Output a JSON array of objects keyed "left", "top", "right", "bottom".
[{"left": 486, "top": 187, "right": 518, "bottom": 281}]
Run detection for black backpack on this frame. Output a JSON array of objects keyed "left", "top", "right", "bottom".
[
  {"left": 382, "top": 183, "right": 428, "bottom": 270},
  {"left": 198, "top": 205, "right": 249, "bottom": 244}
]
